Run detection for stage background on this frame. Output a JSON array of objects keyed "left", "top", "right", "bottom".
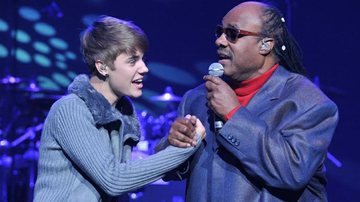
[{"left": 0, "top": 0, "right": 359, "bottom": 201}]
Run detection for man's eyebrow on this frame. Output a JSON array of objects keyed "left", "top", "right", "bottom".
[{"left": 127, "top": 55, "right": 140, "bottom": 61}]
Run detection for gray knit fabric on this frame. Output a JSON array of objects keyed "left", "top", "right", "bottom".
[{"left": 33, "top": 75, "right": 201, "bottom": 201}]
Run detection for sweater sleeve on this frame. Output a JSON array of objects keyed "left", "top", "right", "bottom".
[
  {"left": 53, "top": 98, "right": 201, "bottom": 196},
  {"left": 154, "top": 90, "right": 196, "bottom": 181}
]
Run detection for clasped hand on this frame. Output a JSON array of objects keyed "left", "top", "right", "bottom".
[{"left": 168, "top": 115, "right": 206, "bottom": 148}]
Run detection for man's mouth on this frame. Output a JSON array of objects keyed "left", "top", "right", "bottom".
[
  {"left": 218, "top": 51, "right": 231, "bottom": 60},
  {"left": 132, "top": 78, "right": 143, "bottom": 86}
]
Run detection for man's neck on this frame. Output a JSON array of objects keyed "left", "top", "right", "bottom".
[{"left": 90, "top": 75, "right": 119, "bottom": 107}]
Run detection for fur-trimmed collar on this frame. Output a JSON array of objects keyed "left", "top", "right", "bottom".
[{"left": 67, "top": 74, "right": 140, "bottom": 141}]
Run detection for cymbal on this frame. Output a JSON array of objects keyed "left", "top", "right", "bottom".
[
  {"left": 0, "top": 76, "right": 22, "bottom": 84},
  {"left": 19, "top": 84, "right": 41, "bottom": 92},
  {"left": 150, "top": 86, "right": 182, "bottom": 102},
  {"left": 0, "top": 76, "right": 42, "bottom": 93}
]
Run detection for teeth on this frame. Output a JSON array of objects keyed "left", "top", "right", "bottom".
[{"left": 133, "top": 79, "right": 143, "bottom": 83}]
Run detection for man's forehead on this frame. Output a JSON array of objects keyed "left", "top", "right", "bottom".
[{"left": 222, "top": 5, "right": 263, "bottom": 29}]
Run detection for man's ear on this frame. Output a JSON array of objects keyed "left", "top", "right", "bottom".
[
  {"left": 95, "top": 60, "right": 109, "bottom": 77},
  {"left": 259, "top": 38, "right": 274, "bottom": 55}
]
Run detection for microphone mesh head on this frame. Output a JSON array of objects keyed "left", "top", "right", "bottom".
[{"left": 208, "top": 63, "right": 224, "bottom": 77}]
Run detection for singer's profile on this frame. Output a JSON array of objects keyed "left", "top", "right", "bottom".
[{"left": 156, "top": 1, "right": 338, "bottom": 201}]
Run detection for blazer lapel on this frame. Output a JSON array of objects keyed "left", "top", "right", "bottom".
[{"left": 246, "top": 66, "right": 291, "bottom": 115}]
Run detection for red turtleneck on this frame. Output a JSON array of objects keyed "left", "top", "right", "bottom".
[{"left": 224, "top": 64, "right": 279, "bottom": 121}]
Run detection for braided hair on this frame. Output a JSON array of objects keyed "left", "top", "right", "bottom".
[{"left": 259, "top": 3, "right": 307, "bottom": 75}]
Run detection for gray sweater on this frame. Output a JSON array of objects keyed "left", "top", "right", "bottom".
[{"left": 33, "top": 75, "right": 201, "bottom": 202}]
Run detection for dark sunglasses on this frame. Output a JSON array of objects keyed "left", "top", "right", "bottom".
[{"left": 216, "top": 25, "right": 259, "bottom": 43}]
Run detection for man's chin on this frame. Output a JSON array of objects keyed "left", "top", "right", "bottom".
[{"left": 130, "top": 91, "right": 142, "bottom": 98}]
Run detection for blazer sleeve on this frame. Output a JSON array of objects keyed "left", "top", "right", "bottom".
[{"left": 216, "top": 93, "right": 339, "bottom": 190}]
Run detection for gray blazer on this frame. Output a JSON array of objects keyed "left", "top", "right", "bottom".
[{"left": 160, "top": 66, "right": 339, "bottom": 202}]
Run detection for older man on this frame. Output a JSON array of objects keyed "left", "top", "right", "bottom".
[{"left": 157, "top": 1, "right": 338, "bottom": 201}]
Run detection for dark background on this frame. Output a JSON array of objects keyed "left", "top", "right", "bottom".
[{"left": 0, "top": 0, "right": 359, "bottom": 201}]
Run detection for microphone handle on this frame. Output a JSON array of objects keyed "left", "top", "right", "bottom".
[
  {"left": 214, "top": 114, "right": 223, "bottom": 131},
  {"left": 208, "top": 62, "right": 225, "bottom": 132}
]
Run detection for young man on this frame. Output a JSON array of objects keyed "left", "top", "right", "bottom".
[
  {"left": 157, "top": 2, "right": 339, "bottom": 201},
  {"left": 33, "top": 16, "right": 205, "bottom": 201}
]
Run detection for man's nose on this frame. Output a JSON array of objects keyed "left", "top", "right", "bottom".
[
  {"left": 215, "top": 33, "right": 228, "bottom": 47},
  {"left": 140, "top": 61, "right": 149, "bottom": 73}
]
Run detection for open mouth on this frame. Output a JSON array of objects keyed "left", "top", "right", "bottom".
[
  {"left": 218, "top": 52, "right": 231, "bottom": 60},
  {"left": 132, "top": 79, "right": 143, "bottom": 88},
  {"left": 132, "top": 78, "right": 143, "bottom": 86}
]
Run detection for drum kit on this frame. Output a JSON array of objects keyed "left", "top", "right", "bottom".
[
  {"left": 133, "top": 86, "right": 181, "bottom": 161},
  {"left": 0, "top": 75, "right": 58, "bottom": 202},
  {"left": 0, "top": 75, "right": 182, "bottom": 202}
]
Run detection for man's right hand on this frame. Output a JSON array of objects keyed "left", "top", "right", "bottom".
[{"left": 168, "top": 115, "right": 206, "bottom": 148}]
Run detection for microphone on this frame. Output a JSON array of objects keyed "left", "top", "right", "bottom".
[
  {"left": 208, "top": 62, "right": 224, "bottom": 77},
  {"left": 208, "top": 63, "right": 224, "bottom": 131}
]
